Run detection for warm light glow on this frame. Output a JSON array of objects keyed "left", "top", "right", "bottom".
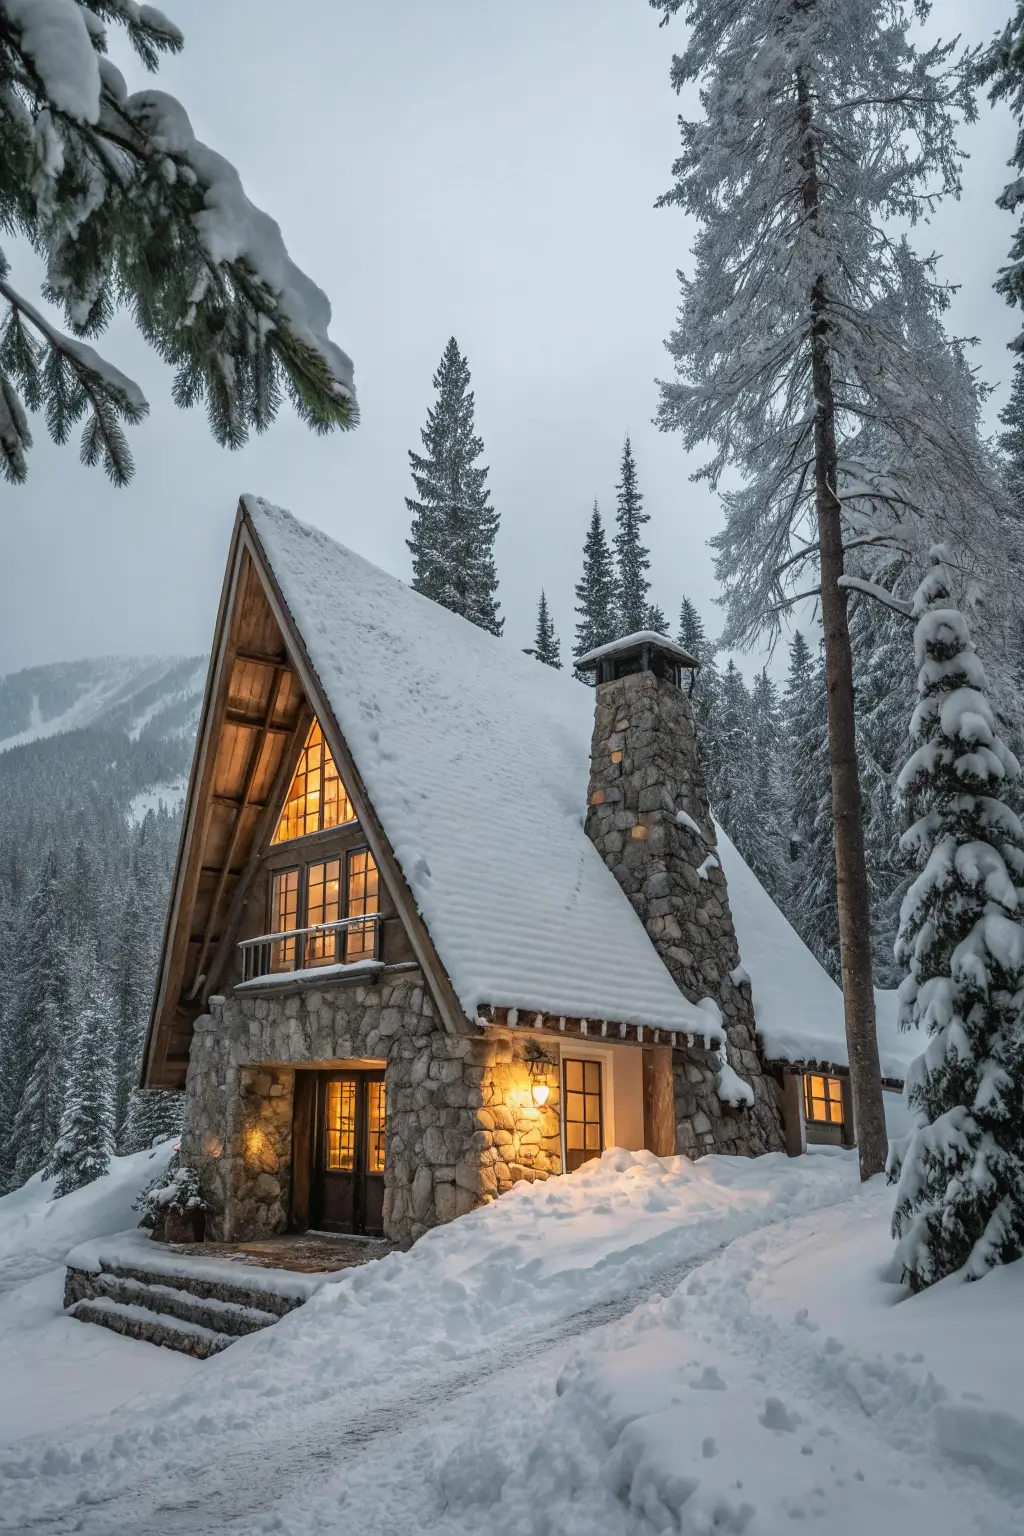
[
  {"left": 532, "top": 1083, "right": 550, "bottom": 1106},
  {"left": 803, "top": 1073, "right": 844, "bottom": 1125},
  {"left": 243, "top": 1124, "right": 267, "bottom": 1162},
  {"left": 273, "top": 719, "right": 355, "bottom": 843}
]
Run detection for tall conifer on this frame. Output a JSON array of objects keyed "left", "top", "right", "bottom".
[
  {"left": 649, "top": 0, "right": 977, "bottom": 1174},
  {"left": 524, "top": 592, "right": 562, "bottom": 669},
  {"left": 49, "top": 950, "right": 116, "bottom": 1197},
  {"left": 998, "top": 358, "right": 1024, "bottom": 509},
  {"left": 573, "top": 502, "right": 618, "bottom": 672},
  {"left": 677, "top": 596, "right": 721, "bottom": 788},
  {"left": 406, "top": 338, "right": 502, "bottom": 635},
  {"left": 889, "top": 552, "right": 1024, "bottom": 1288},
  {"left": 613, "top": 436, "right": 652, "bottom": 634}
]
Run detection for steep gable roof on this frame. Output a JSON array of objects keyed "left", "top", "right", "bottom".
[{"left": 245, "top": 497, "right": 708, "bottom": 1036}]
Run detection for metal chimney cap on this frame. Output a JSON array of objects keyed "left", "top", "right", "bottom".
[{"left": 576, "top": 630, "right": 700, "bottom": 672}]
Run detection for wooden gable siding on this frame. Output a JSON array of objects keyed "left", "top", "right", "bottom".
[{"left": 142, "top": 502, "right": 470, "bottom": 1092}]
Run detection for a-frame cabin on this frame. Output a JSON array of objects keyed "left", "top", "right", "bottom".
[{"left": 147, "top": 496, "right": 894, "bottom": 1248}]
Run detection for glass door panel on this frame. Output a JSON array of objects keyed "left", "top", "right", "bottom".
[
  {"left": 563, "top": 1058, "right": 604, "bottom": 1173},
  {"left": 306, "top": 858, "right": 342, "bottom": 966},
  {"left": 269, "top": 869, "right": 299, "bottom": 971},
  {"left": 345, "top": 849, "right": 379, "bottom": 961}
]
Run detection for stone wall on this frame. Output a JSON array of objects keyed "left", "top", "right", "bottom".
[
  {"left": 180, "top": 970, "right": 562, "bottom": 1247},
  {"left": 586, "top": 669, "right": 784, "bottom": 1158}
]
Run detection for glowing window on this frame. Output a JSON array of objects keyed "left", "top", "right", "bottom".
[
  {"left": 803, "top": 1073, "right": 844, "bottom": 1125},
  {"left": 325, "top": 1079, "right": 357, "bottom": 1171},
  {"left": 367, "top": 1080, "right": 386, "bottom": 1174},
  {"left": 563, "top": 1058, "right": 603, "bottom": 1173},
  {"left": 269, "top": 869, "right": 299, "bottom": 971},
  {"left": 273, "top": 720, "right": 355, "bottom": 843},
  {"left": 305, "top": 859, "right": 341, "bottom": 966},
  {"left": 345, "top": 849, "right": 379, "bottom": 962}
]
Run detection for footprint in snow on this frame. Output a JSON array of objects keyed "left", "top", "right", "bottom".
[
  {"left": 759, "top": 1397, "right": 799, "bottom": 1432},
  {"left": 690, "top": 1366, "right": 727, "bottom": 1391}
]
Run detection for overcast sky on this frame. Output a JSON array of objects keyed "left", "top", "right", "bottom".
[{"left": 0, "top": 0, "right": 1016, "bottom": 679}]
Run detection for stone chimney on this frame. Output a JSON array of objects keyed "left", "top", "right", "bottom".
[{"left": 579, "top": 633, "right": 785, "bottom": 1159}]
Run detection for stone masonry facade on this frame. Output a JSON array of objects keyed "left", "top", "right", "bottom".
[
  {"left": 586, "top": 669, "right": 785, "bottom": 1158},
  {"left": 180, "top": 971, "right": 561, "bottom": 1247}
]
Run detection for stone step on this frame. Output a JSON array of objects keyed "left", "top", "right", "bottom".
[
  {"left": 65, "top": 1258, "right": 304, "bottom": 1318},
  {"left": 67, "top": 1297, "right": 236, "bottom": 1359},
  {"left": 73, "top": 1269, "right": 281, "bottom": 1338}
]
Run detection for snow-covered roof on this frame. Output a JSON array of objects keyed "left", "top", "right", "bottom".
[
  {"left": 576, "top": 631, "right": 699, "bottom": 669},
  {"left": 246, "top": 499, "right": 709, "bottom": 1036},
  {"left": 715, "top": 827, "right": 921, "bottom": 1081}
]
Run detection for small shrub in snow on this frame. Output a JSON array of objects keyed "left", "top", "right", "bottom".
[
  {"left": 134, "top": 1151, "right": 205, "bottom": 1237},
  {"left": 888, "top": 550, "right": 1024, "bottom": 1289}
]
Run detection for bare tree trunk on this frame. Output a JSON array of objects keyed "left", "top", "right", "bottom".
[{"left": 799, "top": 71, "right": 888, "bottom": 1179}]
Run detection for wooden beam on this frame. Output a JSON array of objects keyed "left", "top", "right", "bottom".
[
  {"left": 234, "top": 648, "right": 290, "bottom": 667},
  {"left": 188, "top": 666, "right": 288, "bottom": 999},
  {"left": 224, "top": 707, "right": 291, "bottom": 733},
  {"left": 211, "top": 793, "right": 267, "bottom": 811},
  {"left": 201, "top": 699, "right": 314, "bottom": 1002}
]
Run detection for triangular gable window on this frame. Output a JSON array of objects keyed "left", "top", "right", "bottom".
[{"left": 272, "top": 719, "right": 356, "bottom": 843}]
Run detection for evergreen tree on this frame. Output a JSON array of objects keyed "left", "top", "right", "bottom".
[
  {"left": 785, "top": 637, "right": 841, "bottom": 980},
  {"left": 745, "top": 669, "right": 787, "bottom": 899},
  {"left": 708, "top": 661, "right": 751, "bottom": 829},
  {"left": 524, "top": 591, "right": 562, "bottom": 669},
  {"left": 112, "top": 822, "right": 164, "bottom": 1141},
  {"left": 677, "top": 595, "right": 722, "bottom": 791},
  {"left": 7, "top": 851, "right": 74, "bottom": 1184},
  {"left": 998, "top": 358, "right": 1024, "bottom": 509},
  {"left": 613, "top": 436, "right": 651, "bottom": 634},
  {"left": 49, "top": 950, "right": 116, "bottom": 1197},
  {"left": 406, "top": 338, "right": 502, "bottom": 635},
  {"left": 850, "top": 583, "right": 916, "bottom": 988},
  {"left": 121, "top": 1089, "right": 184, "bottom": 1155},
  {"left": 649, "top": 0, "right": 978, "bottom": 1176},
  {"left": 982, "top": 11, "right": 1024, "bottom": 356},
  {"left": 0, "top": 3, "right": 355, "bottom": 486},
  {"left": 889, "top": 552, "right": 1024, "bottom": 1289},
  {"left": 573, "top": 502, "right": 618, "bottom": 672},
  {"left": 644, "top": 603, "right": 668, "bottom": 635}
]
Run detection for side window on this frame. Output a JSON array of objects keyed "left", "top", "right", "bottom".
[
  {"left": 803, "top": 1073, "right": 844, "bottom": 1125},
  {"left": 345, "top": 849, "right": 379, "bottom": 962},
  {"left": 269, "top": 868, "right": 300, "bottom": 971}
]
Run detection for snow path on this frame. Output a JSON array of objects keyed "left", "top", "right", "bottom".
[
  {"left": 3, "top": 1153, "right": 1021, "bottom": 1534},
  {"left": 15, "top": 1255, "right": 709, "bottom": 1535}
]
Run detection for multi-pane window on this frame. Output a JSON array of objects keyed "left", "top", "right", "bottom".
[
  {"left": 272, "top": 720, "right": 355, "bottom": 844},
  {"left": 305, "top": 859, "right": 341, "bottom": 965},
  {"left": 264, "top": 850, "right": 379, "bottom": 973},
  {"left": 325, "top": 1079, "right": 357, "bottom": 1170},
  {"left": 563, "top": 1058, "right": 603, "bottom": 1173},
  {"left": 803, "top": 1073, "right": 844, "bottom": 1125},
  {"left": 367, "top": 1080, "right": 386, "bottom": 1174},
  {"left": 345, "top": 849, "right": 379, "bottom": 962},
  {"left": 269, "top": 869, "right": 300, "bottom": 971}
]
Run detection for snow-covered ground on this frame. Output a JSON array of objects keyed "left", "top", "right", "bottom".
[
  {"left": 0, "top": 1147, "right": 1020, "bottom": 1534},
  {"left": 0, "top": 1145, "right": 198, "bottom": 1450}
]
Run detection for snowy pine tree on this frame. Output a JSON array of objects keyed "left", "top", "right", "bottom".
[
  {"left": 998, "top": 359, "right": 1024, "bottom": 510},
  {"left": 121, "top": 1089, "right": 184, "bottom": 1155},
  {"left": 649, "top": 0, "right": 979, "bottom": 1175},
  {"left": 613, "top": 436, "right": 652, "bottom": 634},
  {"left": 645, "top": 603, "right": 668, "bottom": 635},
  {"left": 573, "top": 501, "right": 618, "bottom": 674},
  {"left": 48, "top": 950, "right": 116, "bottom": 1197},
  {"left": 6, "top": 851, "right": 74, "bottom": 1184},
  {"left": 785, "top": 635, "right": 841, "bottom": 980},
  {"left": 406, "top": 338, "right": 502, "bottom": 635},
  {"left": 746, "top": 669, "right": 787, "bottom": 899},
  {"left": 677, "top": 596, "right": 721, "bottom": 785},
  {"left": 0, "top": 2, "right": 355, "bottom": 484},
  {"left": 889, "top": 551, "right": 1024, "bottom": 1289},
  {"left": 524, "top": 591, "right": 562, "bottom": 668},
  {"left": 709, "top": 661, "right": 751, "bottom": 829},
  {"left": 982, "top": 9, "right": 1024, "bottom": 355}
]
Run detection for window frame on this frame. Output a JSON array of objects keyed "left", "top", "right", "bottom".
[
  {"left": 264, "top": 843, "right": 381, "bottom": 972},
  {"left": 562, "top": 1056, "right": 605, "bottom": 1173},
  {"left": 271, "top": 719, "right": 357, "bottom": 846},
  {"left": 803, "top": 1072, "right": 844, "bottom": 1126}
]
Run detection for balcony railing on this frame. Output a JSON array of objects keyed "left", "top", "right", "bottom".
[{"left": 238, "top": 914, "right": 381, "bottom": 983}]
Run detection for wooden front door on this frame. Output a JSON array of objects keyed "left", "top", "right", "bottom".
[{"left": 312, "top": 1071, "right": 386, "bottom": 1236}]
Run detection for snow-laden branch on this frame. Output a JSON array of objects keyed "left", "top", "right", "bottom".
[{"left": 837, "top": 575, "right": 913, "bottom": 618}]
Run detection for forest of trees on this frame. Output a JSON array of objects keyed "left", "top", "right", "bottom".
[{"left": 0, "top": 720, "right": 188, "bottom": 1196}]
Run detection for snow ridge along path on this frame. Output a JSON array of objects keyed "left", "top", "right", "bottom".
[{"left": 0, "top": 1149, "right": 857, "bottom": 1531}]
